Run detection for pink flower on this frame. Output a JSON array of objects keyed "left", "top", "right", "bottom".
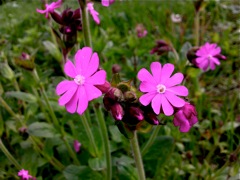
[
  {"left": 87, "top": 3, "right": 100, "bottom": 25},
  {"left": 171, "top": 13, "right": 182, "bottom": 23},
  {"left": 56, "top": 47, "right": 106, "bottom": 115},
  {"left": 102, "top": 0, "right": 115, "bottom": 7},
  {"left": 74, "top": 140, "right": 81, "bottom": 152},
  {"left": 135, "top": 24, "right": 147, "bottom": 38},
  {"left": 36, "top": 0, "right": 62, "bottom": 18},
  {"left": 137, "top": 62, "right": 188, "bottom": 116},
  {"left": 18, "top": 169, "right": 33, "bottom": 180},
  {"left": 173, "top": 102, "right": 198, "bottom": 132},
  {"left": 195, "top": 42, "right": 226, "bottom": 71}
]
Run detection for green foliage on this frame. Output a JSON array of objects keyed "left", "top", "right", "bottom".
[{"left": 0, "top": 0, "right": 239, "bottom": 179}]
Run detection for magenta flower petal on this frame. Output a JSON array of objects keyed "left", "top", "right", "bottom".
[
  {"left": 165, "top": 73, "right": 184, "bottom": 88},
  {"left": 167, "top": 86, "right": 188, "bottom": 96},
  {"left": 150, "top": 62, "right": 162, "bottom": 83},
  {"left": 58, "top": 84, "right": 78, "bottom": 106},
  {"left": 179, "top": 120, "right": 190, "bottom": 133},
  {"left": 87, "top": 70, "right": 106, "bottom": 85},
  {"left": 138, "top": 62, "right": 188, "bottom": 116},
  {"left": 164, "top": 91, "right": 185, "bottom": 108},
  {"left": 87, "top": 2, "right": 100, "bottom": 24},
  {"left": 161, "top": 95, "right": 174, "bottom": 116},
  {"left": 64, "top": 60, "right": 77, "bottom": 78},
  {"left": 139, "top": 92, "right": 156, "bottom": 106},
  {"left": 140, "top": 81, "right": 156, "bottom": 92},
  {"left": 137, "top": 68, "right": 156, "bottom": 84},
  {"left": 189, "top": 116, "right": 198, "bottom": 126},
  {"left": 151, "top": 94, "right": 162, "bottom": 114},
  {"left": 84, "top": 52, "right": 99, "bottom": 78},
  {"left": 36, "top": 0, "right": 62, "bottom": 18},
  {"left": 75, "top": 47, "right": 92, "bottom": 75},
  {"left": 195, "top": 42, "right": 225, "bottom": 71},
  {"left": 160, "top": 63, "right": 174, "bottom": 84},
  {"left": 77, "top": 86, "right": 88, "bottom": 115},
  {"left": 56, "top": 47, "right": 107, "bottom": 115},
  {"left": 102, "top": 0, "right": 109, "bottom": 6},
  {"left": 56, "top": 80, "right": 75, "bottom": 95},
  {"left": 65, "top": 88, "right": 79, "bottom": 113},
  {"left": 85, "top": 84, "right": 102, "bottom": 101}
]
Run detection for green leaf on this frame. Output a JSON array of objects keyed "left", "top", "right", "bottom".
[
  {"left": 27, "top": 122, "right": 60, "bottom": 138},
  {"left": 88, "top": 157, "right": 106, "bottom": 171},
  {"left": 6, "top": 91, "right": 37, "bottom": 103},
  {"left": 0, "top": 62, "right": 14, "bottom": 80},
  {"left": 63, "top": 165, "right": 102, "bottom": 180},
  {"left": 43, "top": 40, "right": 62, "bottom": 62},
  {"left": 144, "top": 136, "right": 174, "bottom": 169}
]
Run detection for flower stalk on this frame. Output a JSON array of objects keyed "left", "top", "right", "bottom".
[
  {"left": 141, "top": 126, "right": 161, "bottom": 156},
  {"left": 130, "top": 130, "right": 146, "bottom": 180},
  {"left": 0, "top": 139, "right": 22, "bottom": 170},
  {"left": 94, "top": 105, "right": 112, "bottom": 180},
  {"left": 80, "top": 113, "right": 99, "bottom": 157},
  {"left": 78, "top": 0, "right": 92, "bottom": 48}
]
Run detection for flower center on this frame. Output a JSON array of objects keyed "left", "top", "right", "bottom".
[
  {"left": 74, "top": 75, "right": 85, "bottom": 85},
  {"left": 157, "top": 84, "right": 166, "bottom": 94},
  {"left": 207, "top": 55, "right": 213, "bottom": 60}
]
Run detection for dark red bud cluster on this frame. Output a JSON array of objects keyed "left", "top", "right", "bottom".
[
  {"left": 150, "top": 40, "right": 173, "bottom": 56},
  {"left": 103, "top": 83, "right": 161, "bottom": 132}
]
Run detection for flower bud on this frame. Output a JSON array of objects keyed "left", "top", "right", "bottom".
[
  {"left": 112, "top": 64, "right": 121, "bottom": 74},
  {"left": 51, "top": 11, "right": 63, "bottom": 25},
  {"left": 144, "top": 111, "right": 159, "bottom": 125},
  {"left": 110, "top": 103, "right": 124, "bottom": 121},
  {"left": 214, "top": 54, "right": 226, "bottom": 60},
  {"left": 105, "top": 87, "right": 124, "bottom": 102},
  {"left": 129, "top": 106, "right": 144, "bottom": 121},
  {"left": 173, "top": 102, "right": 198, "bottom": 133},
  {"left": 124, "top": 91, "right": 137, "bottom": 103},
  {"left": 73, "top": 140, "right": 81, "bottom": 153},
  {"left": 186, "top": 46, "right": 199, "bottom": 66},
  {"left": 95, "top": 81, "right": 111, "bottom": 94},
  {"left": 135, "top": 24, "right": 147, "bottom": 38},
  {"left": 150, "top": 40, "right": 172, "bottom": 55}
]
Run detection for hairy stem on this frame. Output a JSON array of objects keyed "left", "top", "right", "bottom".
[{"left": 130, "top": 131, "right": 146, "bottom": 180}]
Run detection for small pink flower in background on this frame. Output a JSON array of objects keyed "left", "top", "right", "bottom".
[
  {"left": 74, "top": 140, "right": 81, "bottom": 153},
  {"left": 18, "top": 169, "right": 34, "bottom": 180},
  {"left": 195, "top": 42, "right": 226, "bottom": 71},
  {"left": 56, "top": 47, "right": 106, "bottom": 115},
  {"left": 171, "top": 13, "right": 182, "bottom": 23},
  {"left": 173, "top": 102, "right": 198, "bottom": 132},
  {"left": 135, "top": 24, "right": 147, "bottom": 38},
  {"left": 102, "top": 0, "right": 115, "bottom": 7},
  {"left": 87, "top": 3, "right": 100, "bottom": 24},
  {"left": 36, "top": 0, "right": 62, "bottom": 18},
  {"left": 137, "top": 62, "right": 188, "bottom": 116}
]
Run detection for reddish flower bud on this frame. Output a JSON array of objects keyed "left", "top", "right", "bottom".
[
  {"left": 95, "top": 81, "right": 111, "bottom": 94},
  {"left": 186, "top": 46, "right": 199, "bottom": 65},
  {"left": 173, "top": 102, "right": 198, "bottom": 133},
  {"left": 129, "top": 106, "right": 144, "bottom": 121},
  {"left": 105, "top": 87, "right": 123, "bottom": 102},
  {"left": 144, "top": 111, "right": 159, "bottom": 125},
  {"left": 110, "top": 103, "right": 124, "bottom": 121},
  {"left": 150, "top": 40, "right": 172, "bottom": 55},
  {"left": 124, "top": 91, "right": 137, "bottom": 103},
  {"left": 73, "top": 140, "right": 81, "bottom": 153},
  {"left": 112, "top": 64, "right": 121, "bottom": 74}
]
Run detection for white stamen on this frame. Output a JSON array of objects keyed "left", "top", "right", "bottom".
[
  {"left": 74, "top": 75, "right": 85, "bottom": 85},
  {"left": 157, "top": 84, "right": 166, "bottom": 94},
  {"left": 207, "top": 55, "right": 213, "bottom": 60}
]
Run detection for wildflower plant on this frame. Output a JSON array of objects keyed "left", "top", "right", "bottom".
[{"left": 0, "top": 0, "right": 239, "bottom": 180}]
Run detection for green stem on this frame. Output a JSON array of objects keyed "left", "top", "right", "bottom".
[
  {"left": 78, "top": 0, "right": 92, "bottom": 48},
  {"left": 29, "top": 137, "right": 65, "bottom": 171},
  {"left": 0, "top": 139, "right": 22, "bottom": 169},
  {"left": 194, "top": 11, "right": 200, "bottom": 46},
  {"left": 94, "top": 106, "right": 112, "bottom": 180},
  {"left": 141, "top": 126, "right": 161, "bottom": 156},
  {"left": 80, "top": 113, "right": 99, "bottom": 157},
  {"left": 130, "top": 131, "right": 146, "bottom": 180},
  {"left": 32, "top": 69, "right": 80, "bottom": 165},
  {"left": 60, "top": 127, "right": 80, "bottom": 165},
  {"left": 0, "top": 97, "right": 16, "bottom": 117}
]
